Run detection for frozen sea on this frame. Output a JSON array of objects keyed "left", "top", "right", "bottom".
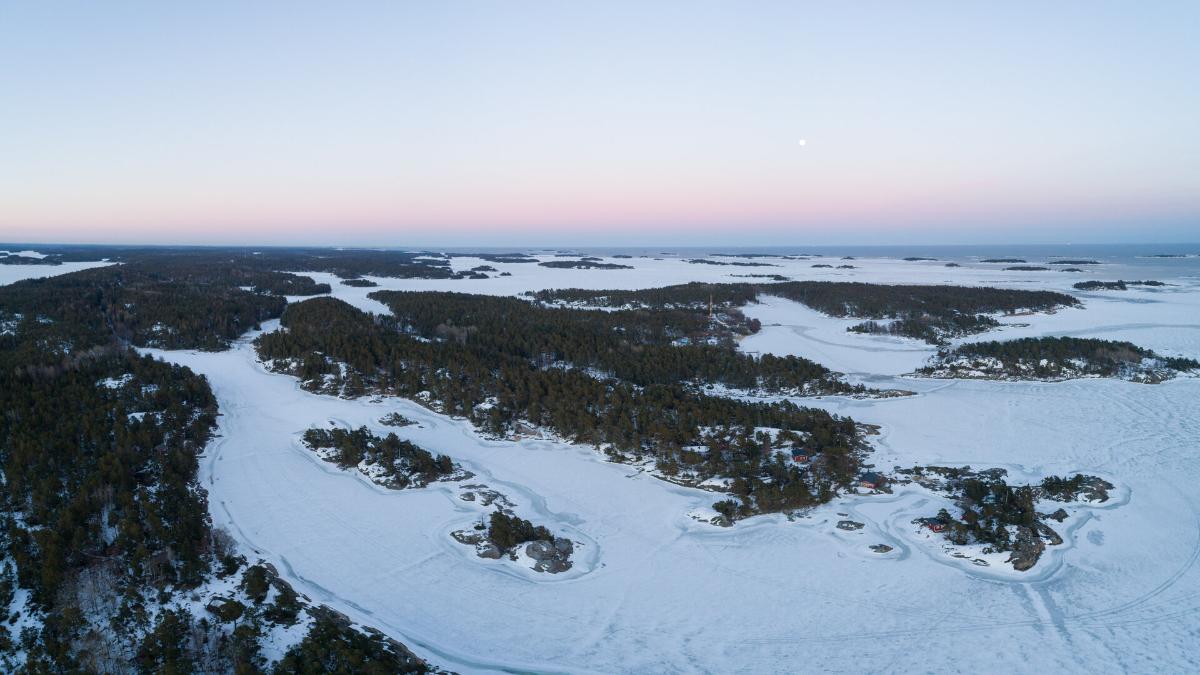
[
  {"left": 131, "top": 245, "right": 1200, "bottom": 674},
  {"left": 0, "top": 258, "right": 113, "bottom": 287}
]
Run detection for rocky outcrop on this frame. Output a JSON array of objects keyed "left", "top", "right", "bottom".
[
  {"left": 450, "top": 529, "right": 506, "bottom": 560},
  {"left": 525, "top": 539, "right": 574, "bottom": 573},
  {"left": 1007, "top": 526, "right": 1046, "bottom": 572}
]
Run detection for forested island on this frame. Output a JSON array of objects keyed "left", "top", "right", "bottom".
[
  {"left": 731, "top": 273, "right": 791, "bottom": 281},
  {"left": 918, "top": 336, "right": 1200, "bottom": 383},
  {"left": 1073, "top": 280, "right": 1165, "bottom": 291},
  {"left": 452, "top": 511, "right": 574, "bottom": 573},
  {"left": 380, "top": 288, "right": 862, "bottom": 396},
  {"left": 766, "top": 282, "right": 1076, "bottom": 344},
  {"left": 900, "top": 466, "right": 1112, "bottom": 570},
  {"left": 255, "top": 294, "right": 869, "bottom": 523},
  {"left": 687, "top": 258, "right": 778, "bottom": 267},
  {"left": 454, "top": 252, "right": 539, "bottom": 264},
  {"left": 534, "top": 280, "right": 1077, "bottom": 344},
  {"left": 538, "top": 259, "right": 633, "bottom": 270},
  {"left": 531, "top": 281, "right": 761, "bottom": 312},
  {"left": 302, "top": 425, "right": 462, "bottom": 489},
  {"left": 710, "top": 253, "right": 796, "bottom": 259}
]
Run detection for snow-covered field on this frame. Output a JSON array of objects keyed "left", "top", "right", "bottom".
[{"left": 148, "top": 252, "right": 1200, "bottom": 673}]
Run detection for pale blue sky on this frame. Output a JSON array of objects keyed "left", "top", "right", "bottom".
[{"left": 1, "top": 2, "right": 1197, "bottom": 245}]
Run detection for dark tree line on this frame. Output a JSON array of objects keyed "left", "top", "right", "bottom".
[
  {"left": 486, "top": 512, "right": 554, "bottom": 550},
  {"left": 764, "top": 281, "right": 1077, "bottom": 344},
  {"left": 302, "top": 426, "right": 455, "bottom": 488},
  {"left": 847, "top": 314, "right": 1000, "bottom": 344},
  {"left": 533, "top": 280, "right": 1078, "bottom": 344},
  {"left": 0, "top": 244, "right": 491, "bottom": 280},
  {"left": 452, "top": 253, "right": 538, "bottom": 264},
  {"left": 537, "top": 259, "right": 633, "bottom": 269},
  {"left": 0, "top": 244, "right": 650, "bottom": 284},
  {"left": 922, "top": 336, "right": 1200, "bottom": 378},
  {"left": 686, "top": 259, "right": 778, "bottom": 267},
  {"left": 1074, "top": 280, "right": 1165, "bottom": 291},
  {"left": 0, "top": 260, "right": 324, "bottom": 354},
  {"left": 533, "top": 281, "right": 761, "bottom": 310},
  {"left": 256, "top": 297, "right": 864, "bottom": 518},
  {"left": 372, "top": 290, "right": 858, "bottom": 395}
]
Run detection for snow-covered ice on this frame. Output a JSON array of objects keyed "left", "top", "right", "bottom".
[
  {"left": 740, "top": 295, "right": 936, "bottom": 376},
  {"left": 145, "top": 252, "right": 1200, "bottom": 673},
  {"left": 0, "top": 249, "right": 49, "bottom": 259},
  {"left": 0, "top": 255, "right": 113, "bottom": 287}
]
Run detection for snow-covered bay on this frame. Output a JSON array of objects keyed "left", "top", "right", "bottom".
[
  {"left": 147, "top": 252, "right": 1200, "bottom": 673},
  {"left": 0, "top": 260, "right": 113, "bottom": 286}
]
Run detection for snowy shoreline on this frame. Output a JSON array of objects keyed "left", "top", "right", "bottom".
[{"left": 142, "top": 252, "right": 1200, "bottom": 673}]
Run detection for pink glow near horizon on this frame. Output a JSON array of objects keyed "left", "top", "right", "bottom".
[
  {"left": 1, "top": 3, "right": 1197, "bottom": 245},
  {"left": 7, "top": 170, "right": 1194, "bottom": 244}
]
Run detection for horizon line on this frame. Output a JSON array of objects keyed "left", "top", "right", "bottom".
[{"left": 3, "top": 240, "right": 1199, "bottom": 251}]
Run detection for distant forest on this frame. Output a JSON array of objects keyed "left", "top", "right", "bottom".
[
  {"left": 1073, "top": 280, "right": 1165, "bottom": 291},
  {"left": 0, "top": 245, "right": 476, "bottom": 280},
  {"left": 535, "top": 280, "right": 1077, "bottom": 344}
]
